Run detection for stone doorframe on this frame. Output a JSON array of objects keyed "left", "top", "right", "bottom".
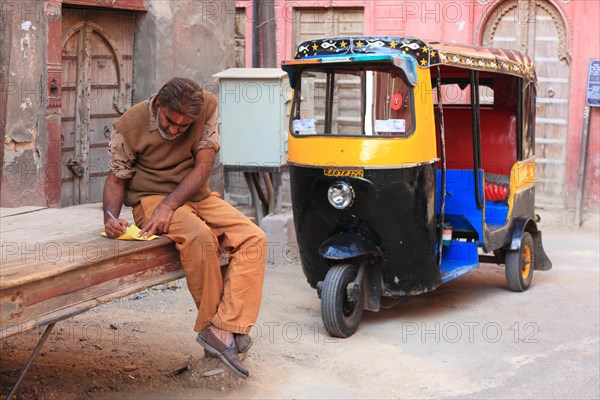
[{"left": 45, "top": 1, "right": 64, "bottom": 207}]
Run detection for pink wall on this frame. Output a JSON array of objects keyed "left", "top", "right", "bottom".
[
  {"left": 562, "top": 1, "right": 600, "bottom": 210},
  {"left": 238, "top": 0, "right": 599, "bottom": 212}
]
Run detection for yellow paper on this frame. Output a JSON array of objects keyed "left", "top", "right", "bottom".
[{"left": 101, "top": 224, "right": 160, "bottom": 241}]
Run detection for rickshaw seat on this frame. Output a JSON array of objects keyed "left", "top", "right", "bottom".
[
  {"left": 436, "top": 169, "right": 511, "bottom": 237},
  {"left": 484, "top": 173, "right": 510, "bottom": 226},
  {"left": 436, "top": 108, "right": 516, "bottom": 228},
  {"left": 437, "top": 108, "right": 517, "bottom": 176}
]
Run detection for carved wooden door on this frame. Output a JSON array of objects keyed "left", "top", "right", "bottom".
[
  {"left": 61, "top": 8, "right": 134, "bottom": 206},
  {"left": 483, "top": 0, "right": 570, "bottom": 207}
]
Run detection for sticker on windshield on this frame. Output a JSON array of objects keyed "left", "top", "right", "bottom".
[
  {"left": 375, "top": 119, "right": 406, "bottom": 133},
  {"left": 293, "top": 119, "right": 316, "bottom": 133}
]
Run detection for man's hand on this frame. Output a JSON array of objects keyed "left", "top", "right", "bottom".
[
  {"left": 103, "top": 172, "right": 127, "bottom": 239},
  {"left": 104, "top": 217, "right": 129, "bottom": 239},
  {"left": 139, "top": 203, "right": 174, "bottom": 238}
]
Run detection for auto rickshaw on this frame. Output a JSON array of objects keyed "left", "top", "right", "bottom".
[{"left": 281, "top": 37, "right": 552, "bottom": 338}]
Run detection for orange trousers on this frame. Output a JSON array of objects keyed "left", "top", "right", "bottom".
[{"left": 133, "top": 193, "right": 266, "bottom": 335}]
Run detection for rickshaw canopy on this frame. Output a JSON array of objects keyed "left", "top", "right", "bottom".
[{"left": 282, "top": 36, "right": 537, "bottom": 84}]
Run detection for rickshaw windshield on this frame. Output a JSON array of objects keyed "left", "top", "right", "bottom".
[{"left": 291, "top": 65, "right": 415, "bottom": 137}]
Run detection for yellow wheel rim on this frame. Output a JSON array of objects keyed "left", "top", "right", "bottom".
[{"left": 521, "top": 244, "right": 532, "bottom": 280}]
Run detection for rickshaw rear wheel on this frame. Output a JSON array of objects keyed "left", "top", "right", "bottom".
[
  {"left": 321, "top": 264, "right": 364, "bottom": 338},
  {"left": 505, "top": 232, "right": 534, "bottom": 292}
]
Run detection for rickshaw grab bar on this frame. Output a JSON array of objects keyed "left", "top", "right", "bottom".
[{"left": 470, "top": 70, "right": 484, "bottom": 210}]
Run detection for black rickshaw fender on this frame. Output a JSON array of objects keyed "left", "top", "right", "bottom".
[
  {"left": 318, "top": 232, "right": 383, "bottom": 312},
  {"left": 318, "top": 232, "right": 382, "bottom": 260},
  {"left": 509, "top": 218, "right": 553, "bottom": 271}
]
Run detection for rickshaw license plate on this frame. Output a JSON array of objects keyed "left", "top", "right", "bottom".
[{"left": 323, "top": 168, "right": 364, "bottom": 178}]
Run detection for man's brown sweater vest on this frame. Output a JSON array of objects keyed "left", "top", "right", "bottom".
[{"left": 113, "top": 93, "right": 218, "bottom": 206}]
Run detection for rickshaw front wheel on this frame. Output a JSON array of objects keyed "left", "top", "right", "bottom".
[
  {"left": 321, "top": 264, "right": 364, "bottom": 338},
  {"left": 505, "top": 232, "right": 535, "bottom": 292}
]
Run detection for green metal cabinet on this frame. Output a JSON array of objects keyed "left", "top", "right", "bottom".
[{"left": 213, "top": 68, "right": 291, "bottom": 170}]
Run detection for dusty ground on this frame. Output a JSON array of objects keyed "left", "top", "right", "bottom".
[{"left": 1, "top": 217, "right": 599, "bottom": 399}]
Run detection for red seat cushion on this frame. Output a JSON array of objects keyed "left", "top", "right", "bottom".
[
  {"left": 484, "top": 182, "right": 509, "bottom": 202},
  {"left": 436, "top": 108, "right": 517, "bottom": 176}
]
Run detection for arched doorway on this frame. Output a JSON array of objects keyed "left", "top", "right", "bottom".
[
  {"left": 60, "top": 8, "right": 135, "bottom": 206},
  {"left": 481, "top": 0, "right": 571, "bottom": 208}
]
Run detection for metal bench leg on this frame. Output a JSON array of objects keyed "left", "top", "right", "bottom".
[{"left": 7, "top": 322, "right": 56, "bottom": 400}]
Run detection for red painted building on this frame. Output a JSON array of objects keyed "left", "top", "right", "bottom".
[{"left": 236, "top": 0, "right": 599, "bottom": 214}]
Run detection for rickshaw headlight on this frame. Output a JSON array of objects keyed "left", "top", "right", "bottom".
[{"left": 327, "top": 182, "right": 354, "bottom": 209}]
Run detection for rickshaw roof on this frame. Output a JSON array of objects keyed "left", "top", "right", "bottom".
[{"left": 284, "top": 36, "right": 536, "bottom": 82}]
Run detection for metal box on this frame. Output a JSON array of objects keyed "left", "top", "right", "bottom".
[{"left": 213, "top": 68, "right": 291, "bottom": 170}]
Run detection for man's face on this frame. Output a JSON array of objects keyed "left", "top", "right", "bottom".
[{"left": 158, "top": 106, "right": 194, "bottom": 136}]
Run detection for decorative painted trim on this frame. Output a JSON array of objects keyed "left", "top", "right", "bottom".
[
  {"left": 435, "top": 48, "right": 536, "bottom": 81},
  {"left": 294, "top": 37, "right": 433, "bottom": 67},
  {"left": 290, "top": 36, "right": 536, "bottom": 81}
]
